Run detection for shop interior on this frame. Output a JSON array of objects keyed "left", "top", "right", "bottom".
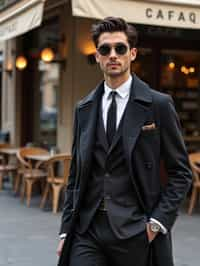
[{"left": 133, "top": 24, "right": 200, "bottom": 152}]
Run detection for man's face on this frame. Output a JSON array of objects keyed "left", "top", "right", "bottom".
[{"left": 95, "top": 31, "right": 137, "bottom": 78}]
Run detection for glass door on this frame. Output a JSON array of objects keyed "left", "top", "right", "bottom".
[{"left": 38, "top": 61, "right": 59, "bottom": 147}]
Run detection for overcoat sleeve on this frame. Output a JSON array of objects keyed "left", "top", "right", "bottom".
[
  {"left": 59, "top": 105, "right": 79, "bottom": 234},
  {"left": 151, "top": 95, "right": 192, "bottom": 230}
]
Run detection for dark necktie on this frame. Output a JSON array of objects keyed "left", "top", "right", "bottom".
[{"left": 107, "top": 91, "right": 117, "bottom": 146}]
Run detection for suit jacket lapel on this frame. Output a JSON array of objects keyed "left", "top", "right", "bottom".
[{"left": 98, "top": 107, "right": 109, "bottom": 151}]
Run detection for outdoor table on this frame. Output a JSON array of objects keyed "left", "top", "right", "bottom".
[
  {"left": 0, "top": 148, "right": 19, "bottom": 191},
  {"left": 25, "top": 154, "right": 53, "bottom": 161},
  {"left": 0, "top": 148, "right": 19, "bottom": 155},
  {"left": 0, "top": 147, "right": 19, "bottom": 168}
]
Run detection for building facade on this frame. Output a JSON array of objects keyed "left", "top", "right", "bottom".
[{"left": 1, "top": 0, "right": 200, "bottom": 152}]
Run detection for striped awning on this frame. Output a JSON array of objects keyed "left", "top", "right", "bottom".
[
  {"left": 0, "top": 0, "right": 46, "bottom": 42},
  {"left": 72, "top": 0, "right": 200, "bottom": 29}
]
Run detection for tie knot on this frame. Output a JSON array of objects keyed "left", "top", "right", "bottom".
[{"left": 110, "top": 91, "right": 117, "bottom": 100}]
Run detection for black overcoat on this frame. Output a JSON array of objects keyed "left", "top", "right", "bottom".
[{"left": 58, "top": 74, "right": 192, "bottom": 266}]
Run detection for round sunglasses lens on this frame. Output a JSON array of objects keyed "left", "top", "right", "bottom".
[
  {"left": 98, "top": 45, "right": 111, "bottom": 56},
  {"left": 115, "top": 44, "right": 128, "bottom": 55}
]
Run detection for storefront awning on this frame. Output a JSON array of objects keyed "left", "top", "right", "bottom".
[
  {"left": 0, "top": 0, "right": 46, "bottom": 42},
  {"left": 72, "top": 0, "right": 200, "bottom": 29}
]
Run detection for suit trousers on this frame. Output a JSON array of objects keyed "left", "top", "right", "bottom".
[{"left": 69, "top": 211, "right": 150, "bottom": 266}]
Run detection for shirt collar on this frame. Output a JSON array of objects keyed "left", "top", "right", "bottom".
[{"left": 104, "top": 75, "right": 132, "bottom": 99}]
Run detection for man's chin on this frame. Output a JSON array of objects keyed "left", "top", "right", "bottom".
[{"left": 106, "top": 70, "right": 122, "bottom": 77}]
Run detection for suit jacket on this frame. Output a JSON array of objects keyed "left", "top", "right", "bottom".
[{"left": 58, "top": 74, "right": 192, "bottom": 266}]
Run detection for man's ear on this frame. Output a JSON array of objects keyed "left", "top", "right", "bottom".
[
  {"left": 95, "top": 52, "right": 100, "bottom": 63},
  {"left": 130, "top": 48, "right": 137, "bottom": 62}
]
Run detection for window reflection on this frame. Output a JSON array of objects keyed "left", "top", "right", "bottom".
[{"left": 38, "top": 61, "right": 59, "bottom": 146}]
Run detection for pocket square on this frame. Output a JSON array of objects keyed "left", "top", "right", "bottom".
[{"left": 142, "top": 123, "right": 156, "bottom": 131}]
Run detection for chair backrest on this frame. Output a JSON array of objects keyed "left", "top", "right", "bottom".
[
  {"left": 189, "top": 152, "right": 200, "bottom": 183},
  {"left": 17, "top": 147, "right": 49, "bottom": 170},
  {"left": 45, "top": 154, "right": 71, "bottom": 184},
  {"left": 0, "top": 143, "right": 14, "bottom": 164},
  {"left": 0, "top": 143, "right": 11, "bottom": 149}
]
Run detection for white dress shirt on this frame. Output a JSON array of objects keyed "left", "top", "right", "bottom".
[{"left": 102, "top": 76, "right": 132, "bottom": 131}]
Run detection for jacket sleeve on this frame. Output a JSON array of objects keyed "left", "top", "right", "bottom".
[
  {"left": 59, "top": 106, "right": 79, "bottom": 235},
  {"left": 151, "top": 95, "right": 192, "bottom": 230}
]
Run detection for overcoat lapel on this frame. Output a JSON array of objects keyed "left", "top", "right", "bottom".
[
  {"left": 78, "top": 82, "right": 104, "bottom": 185},
  {"left": 122, "top": 74, "right": 153, "bottom": 211}
]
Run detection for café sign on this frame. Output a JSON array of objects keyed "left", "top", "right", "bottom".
[
  {"left": 145, "top": 7, "right": 197, "bottom": 25},
  {"left": 72, "top": 0, "right": 200, "bottom": 29}
]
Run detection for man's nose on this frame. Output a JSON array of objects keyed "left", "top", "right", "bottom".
[{"left": 109, "top": 47, "right": 117, "bottom": 58}]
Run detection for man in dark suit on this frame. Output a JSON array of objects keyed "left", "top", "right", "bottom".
[{"left": 57, "top": 17, "right": 192, "bottom": 266}]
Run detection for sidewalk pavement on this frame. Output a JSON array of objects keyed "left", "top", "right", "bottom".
[{"left": 0, "top": 186, "right": 200, "bottom": 266}]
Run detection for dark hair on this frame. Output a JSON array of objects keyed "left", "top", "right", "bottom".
[{"left": 91, "top": 17, "right": 138, "bottom": 48}]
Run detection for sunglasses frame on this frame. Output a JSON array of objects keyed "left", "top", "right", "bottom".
[{"left": 97, "top": 42, "right": 129, "bottom": 56}]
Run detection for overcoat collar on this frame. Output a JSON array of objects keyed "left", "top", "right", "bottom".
[{"left": 78, "top": 74, "right": 152, "bottom": 108}]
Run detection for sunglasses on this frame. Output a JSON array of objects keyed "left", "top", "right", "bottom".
[{"left": 97, "top": 43, "right": 129, "bottom": 56}]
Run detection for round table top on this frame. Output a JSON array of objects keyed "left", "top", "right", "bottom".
[
  {"left": 0, "top": 148, "right": 19, "bottom": 155},
  {"left": 25, "top": 154, "right": 52, "bottom": 161}
]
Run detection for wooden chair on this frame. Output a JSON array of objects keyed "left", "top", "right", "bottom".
[
  {"left": 40, "top": 154, "right": 71, "bottom": 213},
  {"left": 16, "top": 147, "right": 49, "bottom": 207},
  {"left": 0, "top": 143, "right": 9, "bottom": 164},
  {"left": 188, "top": 152, "right": 200, "bottom": 215},
  {"left": 0, "top": 143, "right": 18, "bottom": 191}
]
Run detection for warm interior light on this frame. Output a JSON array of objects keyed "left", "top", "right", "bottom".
[
  {"left": 16, "top": 56, "right": 28, "bottom": 70},
  {"left": 189, "top": 67, "right": 195, "bottom": 73},
  {"left": 184, "top": 69, "right": 189, "bottom": 75},
  {"left": 181, "top": 66, "right": 186, "bottom": 73},
  {"left": 168, "top": 62, "right": 175, "bottom": 70},
  {"left": 180, "top": 65, "right": 195, "bottom": 75},
  {"left": 41, "top": 48, "right": 55, "bottom": 62},
  {"left": 81, "top": 40, "right": 96, "bottom": 56},
  {"left": 6, "top": 61, "right": 13, "bottom": 72}
]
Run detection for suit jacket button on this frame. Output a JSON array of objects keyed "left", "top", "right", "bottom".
[{"left": 105, "top": 173, "right": 110, "bottom": 178}]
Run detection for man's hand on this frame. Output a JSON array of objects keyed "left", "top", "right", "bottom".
[
  {"left": 57, "top": 239, "right": 65, "bottom": 257},
  {"left": 146, "top": 223, "right": 158, "bottom": 243}
]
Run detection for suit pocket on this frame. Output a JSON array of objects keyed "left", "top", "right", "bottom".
[{"left": 140, "top": 127, "right": 160, "bottom": 137}]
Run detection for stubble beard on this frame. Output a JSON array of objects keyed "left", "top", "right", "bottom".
[{"left": 104, "top": 64, "right": 130, "bottom": 78}]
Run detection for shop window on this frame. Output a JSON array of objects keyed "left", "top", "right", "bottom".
[
  {"left": 160, "top": 49, "right": 200, "bottom": 151},
  {"left": 38, "top": 61, "right": 59, "bottom": 147}
]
